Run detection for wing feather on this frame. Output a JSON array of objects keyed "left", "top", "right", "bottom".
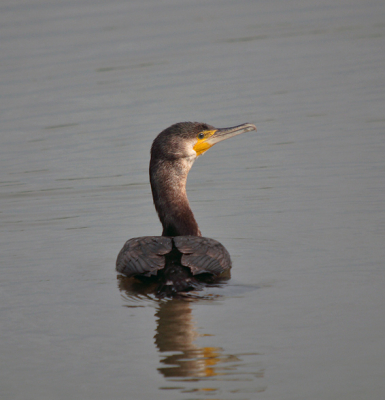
[
  {"left": 173, "top": 236, "right": 232, "bottom": 276},
  {"left": 116, "top": 236, "right": 172, "bottom": 277}
]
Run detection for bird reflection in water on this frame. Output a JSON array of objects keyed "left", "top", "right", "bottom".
[
  {"left": 155, "top": 298, "right": 223, "bottom": 379},
  {"left": 118, "top": 276, "right": 266, "bottom": 395}
]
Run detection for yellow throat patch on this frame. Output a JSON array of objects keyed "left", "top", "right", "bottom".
[{"left": 193, "top": 130, "right": 217, "bottom": 156}]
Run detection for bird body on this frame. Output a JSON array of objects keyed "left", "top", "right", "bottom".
[{"left": 116, "top": 122, "right": 256, "bottom": 296}]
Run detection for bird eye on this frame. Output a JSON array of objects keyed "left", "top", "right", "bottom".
[{"left": 198, "top": 133, "right": 205, "bottom": 139}]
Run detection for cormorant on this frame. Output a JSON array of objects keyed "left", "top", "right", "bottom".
[{"left": 116, "top": 122, "right": 257, "bottom": 296}]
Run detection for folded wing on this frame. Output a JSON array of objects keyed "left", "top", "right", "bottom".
[
  {"left": 116, "top": 236, "right": 172, "bottom": 277},
  {"left": 173, "top": 236, "right": 232, "bottom": 276}
]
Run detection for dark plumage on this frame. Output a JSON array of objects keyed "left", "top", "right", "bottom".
[{"left": 116, "top": 121, "right": 257, "bottom": 296}]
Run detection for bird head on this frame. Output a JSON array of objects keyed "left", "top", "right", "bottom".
[{"left": 151, "top": 122, "right": 257, "bottom": 162}]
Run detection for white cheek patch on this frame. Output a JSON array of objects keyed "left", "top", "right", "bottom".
[{"left": 182, "top": 139, "right": 198, "bottom": 165}]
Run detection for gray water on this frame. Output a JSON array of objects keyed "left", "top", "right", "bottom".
[{"left": 1, "top": 0, "right": 385, "bottom": 399}]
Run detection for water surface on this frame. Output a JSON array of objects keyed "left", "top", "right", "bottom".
[{"left": 1, "top": 0, "right": 385, "bottom": 399}]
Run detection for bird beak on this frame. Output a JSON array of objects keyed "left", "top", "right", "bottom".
[
  {"left": 207, "top": 123, "right": 257, "bottom": 146},
  {"left": 194, "top": 123, "right": 257, "bottom": 156}
]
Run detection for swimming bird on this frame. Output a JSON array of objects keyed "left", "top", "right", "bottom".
[{"left": 116, "top": 122, "right": 257, "bottom": 296}]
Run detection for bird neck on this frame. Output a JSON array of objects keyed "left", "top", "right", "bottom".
[{"left": 150, "top": 158, "right": 201, "bottom": 237}]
